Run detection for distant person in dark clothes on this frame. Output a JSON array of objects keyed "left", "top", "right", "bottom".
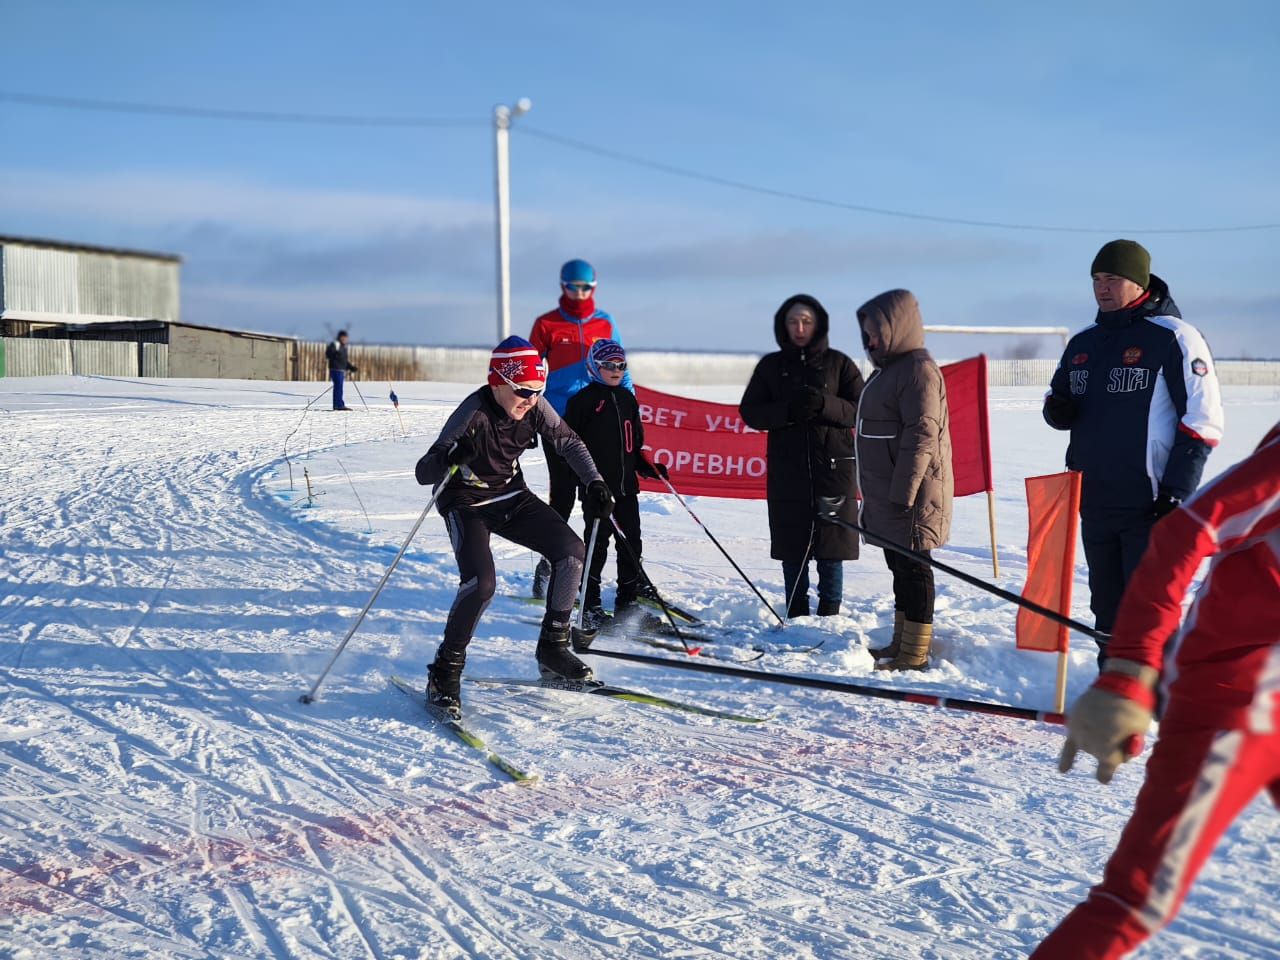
[
  {"left": 564, "top": 339, "right": 669, "bottom": 644},
  {"left": 739, "top": 294, "right": 864, "bottom": 618},
  {"left": 1043, "top": 239, "right": 1223, "bottom": 667},
  {"left": 325, "top": 330, "right": 358, "bottom": 411},
  {"left": 414, "top": 336, "right": 612, "bottom": 719},
  {"left": 527, "top": 258, "right": 632, "bottom": 598}
]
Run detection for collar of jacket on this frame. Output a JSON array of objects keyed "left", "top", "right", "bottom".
[{"left": 780, "top": 337, "right": 829, "bottom": 364}]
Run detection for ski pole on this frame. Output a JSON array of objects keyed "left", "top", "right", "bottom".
[
  {"left": 609, "top": 516, "right": 695, "bottom": 653},
  {"left": 299, "top": 468, "right": 455, "bottom": 704},
  {"left": 576, "top": 516, "right": 602, "bottom": 633},
  {"left": 659, "top": 475, "right": 786, "bottom": 627},
  {"left": 815, "top": 497, "right": 1103, "bottom": 641},
  {"left": 587, "top": 647, "right": 1066, "bottom": 726},
  {"left": 350, "top": 376, "right": 371, "bottom": 412}
]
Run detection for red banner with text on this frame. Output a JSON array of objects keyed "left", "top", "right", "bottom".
[{"left": 636, "top": 386, "right": 768, "bottom": 499}]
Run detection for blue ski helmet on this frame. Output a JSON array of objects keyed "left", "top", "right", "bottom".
[{"left": 559, "top": 259, "right": 596, "bottom": 286}]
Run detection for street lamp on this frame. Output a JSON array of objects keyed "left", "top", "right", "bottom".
[{"left": 494, "top": 97, "right": 532, "bottom": 341}]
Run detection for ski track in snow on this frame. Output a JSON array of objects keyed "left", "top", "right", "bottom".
[{"left": 1, "top": 377, "right": 1278, "bottom": 959}]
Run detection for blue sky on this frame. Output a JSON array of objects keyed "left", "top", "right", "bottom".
[{"left": 2, "top": 1, "right": 1277, "bottom": 359}]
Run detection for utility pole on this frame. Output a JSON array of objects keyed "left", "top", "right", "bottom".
[{"left": 493, "top": 98, "right": 531, "bottom": 341}]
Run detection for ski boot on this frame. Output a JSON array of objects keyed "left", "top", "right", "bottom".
[
  {"left": 612, "top": 598, "right": 664, "bottom": 634},
  {"left": 531, "top": 557, "right": 551, "bottom": 600},
  {"left": 571, "top": 605, "right": 607, "bottom": 652},
  {"left": 537, "top": 621, "right": 594, "bottom": 683},
  {"left": 426, "top": 648, "right": 466, "bottom": 720}
]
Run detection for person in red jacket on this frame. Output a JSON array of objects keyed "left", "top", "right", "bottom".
[
  {"left": 1032, "top": 419, "right": 1280, "bottom": 960},
  {"left": 527, "top": 258, "right": 632, "bottom": 597}
]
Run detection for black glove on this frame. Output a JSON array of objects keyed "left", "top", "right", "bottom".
[
  {"left": 1151, "top": 491, "right": 1181, "bottom": 521},
  {"left": 787, "top": 387, "right": 825, "bottom": 423},
  {"left": 1043, "top": 393, "right": 1077, "bottom": 429},
  {"left": 445, "top": 434, "right": 477, "bottom": 467},
  {"left": 637, "top": 457, "right": 669, "bottom": 481},
  {"left": 583, "top": 480, "right": 615, "bottom": 521},
  {"left": 348, "top": 364, "right": 358, "bottom": 374}
]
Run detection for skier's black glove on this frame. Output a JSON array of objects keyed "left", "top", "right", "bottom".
[
  {"left": 445, "top": 434, "right": 477, "bottom": 467},
  {"left": 1043, "top": 393, "right": 1077, "bottom": 429},
  {"left": 348, "top": 364, "right": 359, "bottom": 374},
  {"left": 637, "top": 457, "right": 669, "bottom": 481},
  {"left": 1150, "top": 491, "right": 1181, "bottom": 521},
  {"left": 787, "top": 387, "right": 825, "bottom": 423},
  {"left": 583, "top": 480, "right": 614, "bottom": 521}
]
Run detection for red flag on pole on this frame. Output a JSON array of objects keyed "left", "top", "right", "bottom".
[
  {"left": 941, "top": 354, "right": 993, "bottom": 497},
  {"left": 1017, "top": 470, "right": 1082, "bottom": 653}
]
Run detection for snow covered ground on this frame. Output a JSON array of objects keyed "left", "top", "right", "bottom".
[{"left": 2, "top": 374, "right": 1278, "bottom": 959}]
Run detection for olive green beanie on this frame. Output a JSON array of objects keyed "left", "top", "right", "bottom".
[{"left": 1090, "top": 239, "right": 1151, "bottom": 290}]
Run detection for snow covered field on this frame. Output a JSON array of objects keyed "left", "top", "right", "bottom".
[{"left": 2, "top": 375, "right": 1278, "bottom": 959}]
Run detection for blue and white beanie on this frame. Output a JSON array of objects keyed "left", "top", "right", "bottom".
[{"left": 585, "top": 339, "right": 627, "bottom": 384}]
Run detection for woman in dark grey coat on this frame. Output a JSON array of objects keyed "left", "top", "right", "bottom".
[{"left": 740, "top": 294, "right": 864, "bottom": 617}]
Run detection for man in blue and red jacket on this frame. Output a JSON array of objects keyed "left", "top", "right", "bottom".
[
  {"left": 528, "top": 258, "right": 633, "bottom": 597},
  {"left": 1043, "top": 239, "right": 1224, "bottom": 665}
]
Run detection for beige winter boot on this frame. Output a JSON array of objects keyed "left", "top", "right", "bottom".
[
  {"left": 876, "top": 620, "right": 932, "bottom": 671},
  {"left": 869, "top": 611, "right": 905, "bottom": 660}
]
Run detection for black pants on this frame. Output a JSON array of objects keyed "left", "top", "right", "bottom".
[
  {"left": 439, "top": 490, "right": 584, "bottom": 657},
  {"left": 1081, "top": 508, "right": 1155, "bottom": 640},
  {"left": 545, "top": 445, "right": 578, "bottom": 522},
  {"left": 885, "top": 549, "right": 934, "bottom": 624},
  {"left": 583, "top": 493, "right": 641, "bottom": 609}
]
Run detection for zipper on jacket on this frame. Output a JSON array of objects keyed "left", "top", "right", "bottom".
[
  {"left": 853, "top": 368, "right": 882, "bottom": 524},
  {"left": 610, "top": 390, "right": 628, "bottom": 496}
]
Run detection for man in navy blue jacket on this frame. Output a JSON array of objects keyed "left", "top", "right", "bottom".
[{"left": 1043, "top": 240, "right": 1224, "bottom": 666}]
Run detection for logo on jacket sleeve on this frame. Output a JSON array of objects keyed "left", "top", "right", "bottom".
[
  {"left": 1191, "top": 358, "right": 1209, "bottom": 377},
  {"left": 1072, "top": 353, "right": 1089, "bottom": 365},
  {"left": 1122, "top": 347, "right": 1143, "bottom": 366}
]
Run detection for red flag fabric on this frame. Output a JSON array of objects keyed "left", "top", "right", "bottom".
[
  {"left": 635, "top": 386, "right": 767, "bottom": 499},
  {"left": 942, "top": 354, "right": 993, "bottom": 497},
  {"left": 1017, "top": 470, "right": 1081, "bottom": 653}
]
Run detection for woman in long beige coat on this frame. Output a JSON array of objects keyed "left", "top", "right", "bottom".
[{"left": 855, "top": 289, "right": 953, "bottom": 670}]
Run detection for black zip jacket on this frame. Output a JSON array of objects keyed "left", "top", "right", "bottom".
[
  {"left": 416, "top": 387, "right": 602, "bottom": 514},
  {"left": 564, "top": 382, "right": 646, "bottom": 497}
]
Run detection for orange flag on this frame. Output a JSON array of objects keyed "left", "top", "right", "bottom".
[{"left": 1017, "top": 471, "right": 1082, "bottom": 652}]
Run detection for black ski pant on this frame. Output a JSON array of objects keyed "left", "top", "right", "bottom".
[
  {"left": 1081, "top": 507, "right": 1155, "bottom": 658},
  {"left": 544, "top": 444, "right": 578, "bottom": 522},
  {"left": 583, "top": 493, "right": 641, "bottom": 609},
  {"left": 885, "top": 549, "right": 935, "bottom": 624},
  {"left": 439, "top": 490, "right": 584, "bottom": 659}
]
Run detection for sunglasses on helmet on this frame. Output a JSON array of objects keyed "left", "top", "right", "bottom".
[
  {"left": 491, "top": 366, "right": 545, "bottom": 399},
  {"left": 563, "top": 281, "right": 596, "bottom": 293},
  {"left": 597, "top": 360, "right": 626, "bottom": 372}
]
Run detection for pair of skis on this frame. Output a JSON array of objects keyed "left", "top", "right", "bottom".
[{"left": 389, "top": 672, "right": 767, "bottom": 782}]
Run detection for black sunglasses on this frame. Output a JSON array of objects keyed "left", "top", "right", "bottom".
[{"left": 492, "top": 366, "right": 545, "bottom": 399}]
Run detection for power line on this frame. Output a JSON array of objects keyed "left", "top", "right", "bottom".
[
  {"left": 0, "top": 90, "right": 484, "bottom": 129},
  {"left": 518, "top": 127, "right": 1280, "bottom": 235},
  {"left": 5, "top": 88, "right": 1277, "bottom": 234}
]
